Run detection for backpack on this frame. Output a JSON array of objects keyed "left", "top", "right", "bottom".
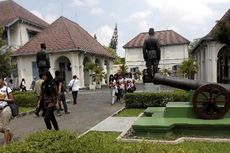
[{"left": 6, "top": 87, "right": 19, "bottom": 117}]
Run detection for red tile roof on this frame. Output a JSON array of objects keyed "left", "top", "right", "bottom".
[
  {"left": 123, "top": 30, "right": 189, "bottom": 48},
  {"left": 192, "top": 9, "right": 230, "bottom": 53},
  {"left": 14, "top": 16, "right": 113, "bottom": 58},
  {"left": 0, "top": 0, "right": 48, "bottom": 28},
  {"left": 204, "top": 9, "right": 230, "bottom": 40}
]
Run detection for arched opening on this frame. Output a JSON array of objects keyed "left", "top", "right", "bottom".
[
  {"left": 217, "top": 46, "right": 230, "bottom": 83},
  {"left": 54, "top": 56, "right": 72, "bottom": 86},
  {"left": 83, "top": 57, "right": 90, "bottom": 87}
]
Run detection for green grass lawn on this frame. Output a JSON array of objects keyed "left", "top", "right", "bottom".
[
  {"left": 115, "top": 108, "right": 145, "bottom": 117},
  {"left": 19, "top": 107, "right": 34, "bottom": 113}
]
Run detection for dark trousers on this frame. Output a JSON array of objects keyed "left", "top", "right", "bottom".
[
  {"left": 72, "top": 91, "right": 78, "bottom": 104},
  {"left": 146, "top": 59, "right": 159, "bottom": 78},
  {"left": 60, "top": 93, "right": 68, "bottom": 112},
  {"left": 44, "top": 107, "right": 59, "bottom": 130}
]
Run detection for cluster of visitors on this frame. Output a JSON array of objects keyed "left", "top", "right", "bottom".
[{"left": 108, "top": 73, "right": 136, "bottom": 104}]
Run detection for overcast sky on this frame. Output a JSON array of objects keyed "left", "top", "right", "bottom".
[{"left": 13, "top": 0, "right": 230, "bottom": 57}]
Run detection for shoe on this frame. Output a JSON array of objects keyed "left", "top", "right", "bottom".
[
  {"left": 65, "top": 112, "right": 70, "bottom": 114},
  {"left": 34, "top": 111, "right": 39, "bottom": 117},
  {"left": 57, "top": 113, "right": 62, "bottom": 116}
]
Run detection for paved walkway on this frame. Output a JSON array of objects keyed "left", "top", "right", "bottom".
[
  {"left": 7, "top": 89, "right": 124, "bottom": 141},
  {"left": 91, "top": 117, "right": 136, "bottom": 132}
]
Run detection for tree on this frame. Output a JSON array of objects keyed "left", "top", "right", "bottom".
[
  {"left": 109, "top": 24, "right": 118, "bottom": 51},
  {"left": 0, "top": 27, "right": 14, "bottom": 77},
  {"left": 214, "top": 19, "right": 230, "bottom": 46},
  {"left": 179, "top": 58, "right": 198, "bottom": 79},
  {"left": 84, "top": 62, "right": 105, "bottom": 83}
]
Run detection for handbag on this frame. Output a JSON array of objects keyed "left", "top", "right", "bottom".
[
  {"left": 6, "top": 87, "right": 19, "bottom": 117},
  {"left": 69, "top": 80, "right": 75, "bottom": 91}
]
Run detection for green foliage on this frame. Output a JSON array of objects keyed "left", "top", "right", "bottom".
[
  {"left": 118, "top": 62, "right": 128, "bottom": 76},
  {"left": 125, "top": 90, "right": 190, "bottom": 108},
  {"left": 214, "top": 19, "right": 230, "bottom": 46},
  {"left": 106, "top": 47, "right": 117, "bottom": 57},
  {"left": 14, "top": 91, "right": 37, "bottom": 107},
  {"left": 2, "top": 131, "right": 230, "bottom": 153},
  {"left": 179, "top": 58, "right": 198, "bottom": 79},
  {"left": 0, "top": 27, "right": 15, "bottom": 77},
  {"left": 1, "top": 130, "right": 78, "bottom": 153},
  {"left": 159, "top": 68, "right": 171, "bottom": 76}
]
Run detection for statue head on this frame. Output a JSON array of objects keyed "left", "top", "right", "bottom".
[
  {"left": 40, "top": 43, "right": 46, "bottom": 50},
  {"left": 148, "top": 28, "right": 154, "bottom": 36}
]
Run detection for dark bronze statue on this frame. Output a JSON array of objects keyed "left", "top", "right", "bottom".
[
  {"left": 36, "top": 43, "right": 50, "bottom": 75},
  {"left": 142, "top": 29, "right": 230, "bottom": 119},
  {"left": 143, "top": 28, "right": 161, "bottom": 80}
]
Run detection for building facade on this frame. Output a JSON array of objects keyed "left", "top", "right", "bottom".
[
  {"left": 192, "top": 9, "right": 230, "bottom": 83},
  {"left": 123, "top": 30, "right": 189, "bottom": 76},
  {"left": 14, "top": 17, "right": 113, "bottom": 89}
]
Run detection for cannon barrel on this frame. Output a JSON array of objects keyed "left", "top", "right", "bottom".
[
  {"left": 153, "top": 73, "right": 230, "bottom": 92},
  {"left": 153, "top": 73, "right": 204, "bottom": 90}
]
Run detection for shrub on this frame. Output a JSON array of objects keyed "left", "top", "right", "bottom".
[
  {"left": 13, "top": 91, "right": 37, "bottom": 107},
  {"left": 1, "top": 130, "right": 78, "bottom": 153},
  {"left": 125, "top": 90, "right": 190, "bottom": 108}
]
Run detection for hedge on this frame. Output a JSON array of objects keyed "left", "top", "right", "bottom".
[
  {"left": 13, "top": 91, "right": 37, "bottom": 107},
  {"left": 125, "top": 89, "right": 190, "bottom": 108},
  {"left": 2, "top": 131, "right": 230, "bottom": 153}
]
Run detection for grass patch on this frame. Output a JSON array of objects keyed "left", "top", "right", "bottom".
[
  {"left": 115, "top": 108, "right": 145, "bottom": 117},
  {"left": 19, "top": 107, "right": 34, "bottom": 113}
]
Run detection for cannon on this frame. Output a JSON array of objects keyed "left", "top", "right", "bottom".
[{"left": 143, "top": 70, "right": 230, "bottom": 119}]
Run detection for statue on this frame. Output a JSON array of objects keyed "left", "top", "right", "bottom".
[
  {"left": 36, "top": 43, "right": 50, "bottom": 75},
  {"left": 143, "top": 28, "right": 161, "bottom": 81}
]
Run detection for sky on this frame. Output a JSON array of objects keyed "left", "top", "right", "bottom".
[{"left": 12, "top": 0, "right": 230, "bottom": 57}]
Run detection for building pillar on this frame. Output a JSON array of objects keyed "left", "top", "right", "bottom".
[{"left": 79, "top": 53, "right": 84, "bottom": 88}]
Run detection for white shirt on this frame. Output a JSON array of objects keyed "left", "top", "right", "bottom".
[
  {"left": 0, "top": 86, "right": 12, "bottom": 107},
  {"left": 68, "top": 79, "right": 79, "bottom": 91}
]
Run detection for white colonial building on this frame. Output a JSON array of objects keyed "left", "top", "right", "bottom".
[
  {"left": 123, "top": 30, "right": 189, "bottom": 76},
  {"left": 192, "top": 9, "right": 230, "bottom": 83},
  {"left": 0, "top": 0, "right": 48, "bottom": 85},
  {"left": 14, "top": 17, "right": 113, "bottom": 89},
  {"left": 0, "top": 0, "right": 48, "bottom": 51}
]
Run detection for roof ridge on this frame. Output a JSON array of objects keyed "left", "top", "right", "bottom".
[
  {"left": 10, "top": 0, "right": 18, "bottom": 21},
  {"left": 61, "top": 17, "right": 78, "bottom": 49}
]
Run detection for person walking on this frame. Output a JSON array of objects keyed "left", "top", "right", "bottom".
[
  {"left": 38, "top": 71, "right": 59, "bottom": 130},
  {"left": 20, "top": 78, "right": 27, "bottom": 92},
  {"left": 54, "top": 71, "right": 70, "bottom": 115},
  {"left": 68, "top": 75, "right": 79, "bottom": 105},
  {"left": 34, "top": 74, "right": 44, "bottom": 117},
  {"left": 0, "top": 77, "right": 14, "bottom": 145}
]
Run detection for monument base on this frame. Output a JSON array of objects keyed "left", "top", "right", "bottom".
[
  {"left": 132, "top": 102, "right": 230, "bottom": 138},
  {"left": 144, "top": 83, "right": 160, "bottom": 92}
]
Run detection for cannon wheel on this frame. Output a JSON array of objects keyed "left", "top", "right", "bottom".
[{"left": 193, "top": 83, "right": 230, "bottom": 119}]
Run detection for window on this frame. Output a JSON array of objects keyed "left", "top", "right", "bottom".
[
  {"left": 27, "top": 29, "right": 38, "bottom": 40},
  {"left": 32, "top": 62, "right": 39, "bottom": 79}
]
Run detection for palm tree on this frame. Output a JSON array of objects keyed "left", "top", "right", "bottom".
[{"left": 179, "top": 58, "right": 198, "bottom": 79}]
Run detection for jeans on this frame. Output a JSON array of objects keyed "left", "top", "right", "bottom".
[
  {"left": 60, "top": 93, "right": 68, "bottom": 112},
  {"left": 44, "top": 107, "right": 59, "bottom": 130},
  {"left": 72, "top": 91, "right": 78, "bottom": 104}
]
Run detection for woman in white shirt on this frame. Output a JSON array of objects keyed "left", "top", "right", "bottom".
[
  {"left": 68, "top": 75, "right": 79, "bottom": 105},
  {"left": 0, "top": 77, "right": 14, "bottom": 145}
]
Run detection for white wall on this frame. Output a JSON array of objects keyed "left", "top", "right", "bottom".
[
  {"left": 9, "top": 21, "right": 42, "bottom": 51},
  {"left": 194, "top": 41, "right": 224, "bottom": 83},
  {"left": 125, "top": 44, "right": 189, "bottom": 73},
  {"left": 16, "top": 51, "right": 114, "bottom": 89}
]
